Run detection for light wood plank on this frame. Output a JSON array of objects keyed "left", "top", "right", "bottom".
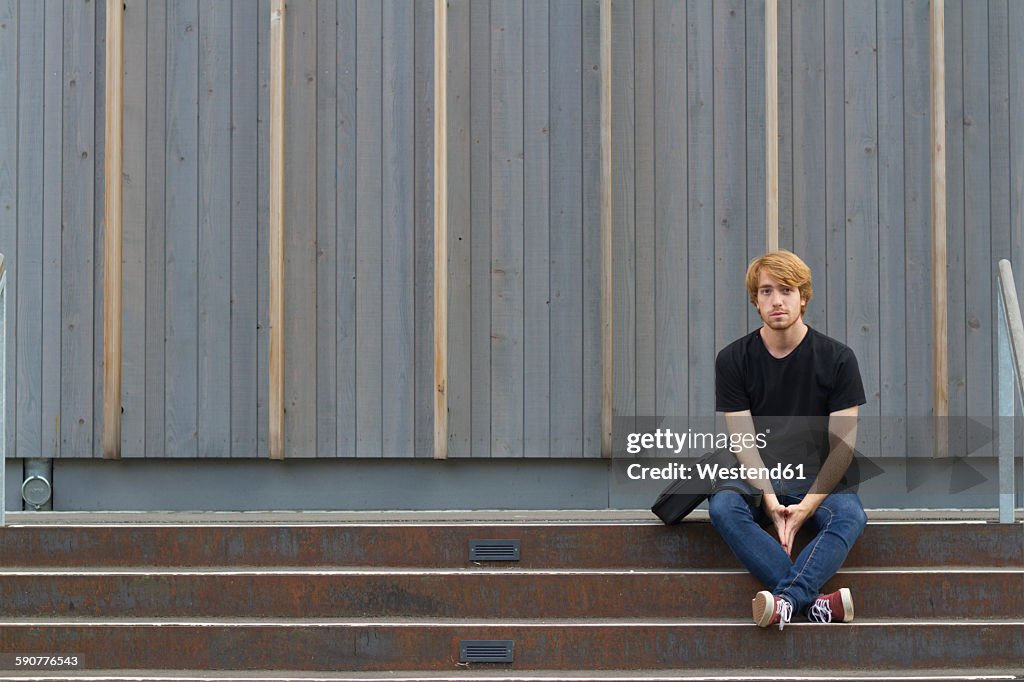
[
  {"left": 121, "top": 0, "right": 146, "bottom": 458},
  {"left": 931, "top": 0, "right": 949, "bottom": 456},
  {"left": 355, "top": 0, "right": 383, "bottom": 457},
  {"left": 654, "top": 0, "right": 687, "bottom": 419},
  {"left": 549, "top": 0, "right": 583, "bottom": 456},
  {"left": 197, "top": 0, "right": 232, "bottom": 458},
  {"left": 230, "top": 0, "right": 259, "bottom": 458},
  {"left": 268, "top": 0, "right": 285, "bottom": 459},
  {"left": 382, "top": 0, "right": 415, "bottom": 457},
  {"left": 523, "top": 0, "right": 551, "bottom": 458}
]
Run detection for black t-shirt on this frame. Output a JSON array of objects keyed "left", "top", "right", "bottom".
[{"left": 715, "top": 326, "right": 866, "bottom": 473}]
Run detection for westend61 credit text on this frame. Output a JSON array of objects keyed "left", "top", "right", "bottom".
[{"left": 626, "top": 461, "right": 806, "bottom": 481}]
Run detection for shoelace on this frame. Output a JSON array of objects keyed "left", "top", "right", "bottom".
[
  {"left": 808, "top": 598, "right": 832, "bottom": 623},
  {"left": 776, "top": 598, "right": 793, "bottom": 630}
]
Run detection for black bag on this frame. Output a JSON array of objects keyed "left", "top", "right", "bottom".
[{"left": 651, "top": 448, "right": 757, "bottom": 524}]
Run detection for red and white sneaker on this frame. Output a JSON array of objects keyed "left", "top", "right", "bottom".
[
  {"left": 752, "top": 591, "right": 793, "bottom": 630},
  {"left": 808, "top": 587, "right": 854, "bottom": 623}
]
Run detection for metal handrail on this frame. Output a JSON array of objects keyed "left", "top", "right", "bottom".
[
  {"left": 0, "top": 253, "right": 6, "bottom": 526},
  {"left": 995, "top": 259, "right": 1023, "bottom": 523}
]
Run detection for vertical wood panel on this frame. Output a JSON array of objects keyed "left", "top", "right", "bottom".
[
  {"left": 776, "top": 0, "right": 793, "bottom": 250},
  {"left": 122, "top": 0, "right": 146, "bottom": 458},
  {"left": 491, "top": 0, "right": 525, "bottom": 458},
  {"left": 686, "top": 0, "right": 714, "bottom": 419},
  {"left": 714, "top": 0, "right": 748, "bottom": 353},
  {"left": 42, "top": 0, "right": 63, "bottom": 459},
  {"left": 356, "top": 0, "right": 383, "bottom": 457},
  {"left": 549, "top": 0, "right": 583, "bottom": 456},
  {"left": 0, "top": 0, "right": 14, "bottom": 461},
  {"left": 1011, "top": 0, "right": 1024, "bottom": 296},
  {"left": 989, "top": 0, "right": 1010, "bottom": 443},
  {"left": 962, "top": 1, "right": 992, "bottom": 452},
  {"left": 231, "top": 0, "right": 259, "bottom": 458},
  {"left": 824, "top": 0, "right": 845, "bottom": 341},
  {"left": 62, "top": 0, "right": 96, "bottom": 458},
  {"left": 633, "top": 0, "right": 655, "bottom": 420},
  {"left": 877, "top": 0, "right": 908, "bottom": 456},
  {"left": 746, "top": 0, "right": 766, "bottom": 312},
  {"left": 524, "top": 0, "right": 551, "bottom": 457},
  {"left": 164, "top": 0, "right": 199, "bottom": 458},
  {"left": 653, "top": 0, "right": 686, "bottom": 419},
  {"left": 791, "top": 0, "right": 826, "bottom": 330},
  {"left": 446, "top": 0, "right": 472, "bottom": 458},
  {"left": 93, "top": 0, "right": 106, "bottom": 459},
  {"left": 197, "top": 0, "right": 231, "bottom": 457},
  {"left": 256, "top": 0, "right": 270, "bottom": 459},
  {"left": 335, "top": 0, "right": 357, "bottom": 457},
  {"left": 944, "top": 0, "right": 967, "bottom": 457},
  {"left": 316, "top": 0, "right": 338, "bottom": 459},
  {"left": 469, "top": 0, "right": 491, "bottom": 457},
  {"left": 414, "top": 0, "right": 434, "bottom": 458},
  {"left": 16, "top": 1, "right": 44, "bottom": 460},
  {"left": 382, "top": 0, "right": 415, "bottom": 457},
  {"left": 582, "top": 0, "right": 602, "bottom": 457},
  {"left": 844, "top": 0, "right": 880, "bottom": 456},
  {"left": 905, "top": 0, "right": 934, "bottom": 437},
  {"left": 144, "top": 0, "right": 167, "bottom": 459}
]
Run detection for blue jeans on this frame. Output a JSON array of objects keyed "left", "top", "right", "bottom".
[{"left": 708, "top": 485, "right": 867, "bottom": 615}]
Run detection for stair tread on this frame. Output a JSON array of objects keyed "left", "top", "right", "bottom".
[{"left": 2, "top": 617, "right": 1021, "bottom": 626}]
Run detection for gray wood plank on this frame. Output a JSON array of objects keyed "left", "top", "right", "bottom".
[
  {"left": 654, "top": 0, "right": 687, "bottom": 419},
  {"left": 121, "top": 0, "right": 147, "bottom": 458},
  {"left": 491, "top": 0, "right": 525, "bottom": 459},
  {"left": 316, "top": 0, "right": 338, "bottom": 459},
  {"left": 470, "top": 0, "right": 492, "bottom": 457},
  {"left": 446, "top": 0, "right": 472, "bottom": 458},
  {"left": 61, "top": 0, "right": 96, "bottom": 458},
  {"left": 777, "top": 0, "right": 793, "bottom": 251},
  {"left": 581, "top": 0, "right": 602, "bottom": 458},
  {"left": 877, "top": 0, "right": 907, "bottom": 457},
  {"left": 686, "top": 0, "right": 713, "bottom": 419},
  {"left": 633, "top": 0, "right": 656, "bottom": 420},
  {"left": 230, "top": 0, "right": 258, "bottom": 458},
  {"left": 824, "top": 0, "right": 845, "bottom": 341},
  {"left": 903, "top": 0, "right": 933, "bottom": 449},
  {"left": 523, "top": 0, "right": 551, "bottom": 457},
  {"left": 256, "top": 0, "right": 269, "bottom": 459},
  {"left": 843, "top": 0, "right": 880, "bottom": 457},
  {"left": 164, "top": 0, "right": 199, "bottom": 458},
  {"left": 336, "top": 0, "right": 357, "bottom": 458},
  {"left": 42, "top": 0, "right": 63, "bottom": 459},
  {"left": 283, "top": 0, "right": 318, "bottom": 459},
  {"left": 791, "top": 0, "right": 827, "bottom": 330},
  {"left": 746, "top": 0, "right": 766, "bottom": 329},
  {"left": 962, "top": 0, "right": 992, "bottom": 454},
  {"left": 382, "top": 0, "right": 415, "bottom": 457},
  {"left": 356, "top": 0, "right": 384, "bottom": 457},
  {"left": 943, "top": 0, "right": 967, "bottom": 456},
  {"left": 713, "top": 0, "right": 748, "bottom": 353},
  {"left": 1011, "top": 0, "right": 1024, "bottom": 300},
  {"left": 0, "top": 1, "right": 14, "bottom": 460},
  {"left": 549, "top": 0, "right": 583, "bottom": 456},
  {"left": 93, "top": 0, "right": 106, "bottom": 459},
  {"left": 145, "top": 0, "right": 167, "bottom": 459},
  {"left": 988, "top": 0, "right": 1010, "bottom": 452},
  {"left": 197, "top": 0, "right": 232, "bottom": 457},
  {"left": 413, "top": 0, "right": 434, "bottom": 459},
  {"left": 16, "top": 0, "right": 44, "bottom": 459}
]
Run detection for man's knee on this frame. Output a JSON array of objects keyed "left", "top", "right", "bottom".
[
  {"left": 708, "top": 491, "right": 748, "bottom": 529},
  {"left": 826, "top": 494, "right": 868, "bottom": 538}
]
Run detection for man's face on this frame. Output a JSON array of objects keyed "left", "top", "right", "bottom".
[{"left": 756, "top": 273, "right": 806, "bottom": 331}]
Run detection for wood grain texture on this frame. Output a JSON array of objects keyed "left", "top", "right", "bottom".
[
  {"left": 824, "top": 0, "right": 846, "bottom": 341},
  {"left": 582, "top": 0, "right": 602, "bottom": 457},
  {"left": 414, "top": 0, "right": 434, "bottom": 459},
  {"left": 632, "top": 0, "right": 655, "bottom": 420},
  {"left": 765, "top": 0, "right": 779, "bottom": 251},
  {"left": 42, "top": 0, "right": 63, "bottom": 459},
  {"left": 931, "top": 0, "right": 949, "bottom": 455},
  {"left": 268, "top": 0, "right": 284, "bottom": 459},
  {"left": 0, "top": 1, "right": 15, "bottom": 460}
]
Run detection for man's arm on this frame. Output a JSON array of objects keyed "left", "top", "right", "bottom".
[{"left": 724, "top": 411, "right": 789, "bottom": 546}]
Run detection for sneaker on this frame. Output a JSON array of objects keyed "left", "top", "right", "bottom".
[
  {"left": 752, "top": 590, "right": 793, "bottom": 630},
  {"left": 808, "top": 587, "right": 854, "bottom": 623}
]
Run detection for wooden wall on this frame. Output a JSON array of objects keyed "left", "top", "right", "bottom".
[{"left": 0, "top": 0, "right": 1021, "bottom": 459}]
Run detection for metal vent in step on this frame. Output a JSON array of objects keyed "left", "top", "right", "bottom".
[
  {"left": 469, "top": 539, "right": 521, "bottom": 562},
  {"left": 460, "top": 640, "right": 514, "bottom": 663}
]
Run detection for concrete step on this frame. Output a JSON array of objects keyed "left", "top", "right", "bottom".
[
  {"left": 0, "top": 620, "right": 1021, "bottom": 671},
  {"left": 0, "top": 669, "right": 1021, "bottom": 681},
  {"left": 0, "top": 568, "right": 1020, "bottom": 619},
  {"left": 0, "top": 522, "right": 1019, "bottom": 569}
]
